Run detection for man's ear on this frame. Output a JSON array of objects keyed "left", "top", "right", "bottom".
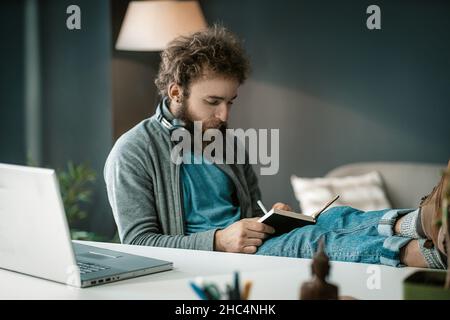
[{"left": 168, "top": 83, "right": 183, "bottom": 104}]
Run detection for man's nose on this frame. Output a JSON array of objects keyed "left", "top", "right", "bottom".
[{"left": 215, "top": 104, "right": 229, "bottom": 122}]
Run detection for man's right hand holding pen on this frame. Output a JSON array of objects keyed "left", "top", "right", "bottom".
[{"left": 213, "top": 200, "right": 292, "bottom": 253}]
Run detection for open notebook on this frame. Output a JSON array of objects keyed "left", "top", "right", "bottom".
[{"left": 258, "top": 195, "right": 340, "bottom": 236}]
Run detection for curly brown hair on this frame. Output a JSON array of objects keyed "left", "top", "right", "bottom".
[{"left": 155, "top": 25, "right": 250, "bottom": 100}]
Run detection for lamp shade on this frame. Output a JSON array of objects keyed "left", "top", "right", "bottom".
[{"left": 115, "top": 1, "right": 207, "bottom": 51}]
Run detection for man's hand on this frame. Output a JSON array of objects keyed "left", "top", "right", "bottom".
[
  {"left": 272, "top": 202, "right": 292, "bottom": 211},
  {"left": 214, "top": 217, "right": 275, "bottom": 254}
]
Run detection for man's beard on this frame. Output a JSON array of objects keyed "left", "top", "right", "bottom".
[{"left": 175, "top": 101, "right": 228, "bottom": 151}]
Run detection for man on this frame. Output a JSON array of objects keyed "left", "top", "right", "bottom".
[{"left": 104, "top": 26, "right": 448, "bottom": 269}]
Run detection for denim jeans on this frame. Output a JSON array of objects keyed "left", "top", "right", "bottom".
[{"left": 256, "top": 206, "right": 416, "bottom": 267}]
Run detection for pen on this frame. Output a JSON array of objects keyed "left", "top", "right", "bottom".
[
  {"left": 257, "top": 200, "right": 268, "bottom": 215},
  {"left": 189, "top": 281, "right": 208, "bottom": 300},
  {"left": 233, "top": 271, "right": 241, "bottom": 300},
  {"left": 201, "top": 287, "right": 215, "bottom": 300},
  {"left": 226, "top": 284, "right": 233, "bottom": 300},
  {"left": 203, "top": 283, "right": 221, "bottom": 300}
]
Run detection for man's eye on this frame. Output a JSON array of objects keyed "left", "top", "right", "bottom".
[{"left": 206, "top": 100, "right": 220, "bottom": 105}]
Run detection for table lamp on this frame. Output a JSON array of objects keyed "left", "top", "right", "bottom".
[{"left": 115, "top": 0, "right": 207, "bottom": 51}]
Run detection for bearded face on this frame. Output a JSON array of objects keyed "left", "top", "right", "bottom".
[
  {"left": 175, "top": 98, "right": 228, "bottom": 152},
  {"left": 176, "top": 99, "right": 228, "bottom": 134},
  {"left": 169, "top": 72, "right": 239, "bottom": 151}
]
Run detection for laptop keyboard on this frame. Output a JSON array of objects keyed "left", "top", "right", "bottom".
[{"left": 77, "top": 262, "right": 110, "bottom": 274}]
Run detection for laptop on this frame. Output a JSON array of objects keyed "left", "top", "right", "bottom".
[{"left": 0, "top": 163, "right": 173, "bottom": 288}]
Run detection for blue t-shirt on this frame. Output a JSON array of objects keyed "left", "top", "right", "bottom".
[{"left": 181, "top": 153, "right": 241, "bottom": 235}]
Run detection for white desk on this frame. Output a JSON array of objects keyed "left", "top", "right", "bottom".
[{"left": 0, "top": 240, "right": 421, "bottom": 300}]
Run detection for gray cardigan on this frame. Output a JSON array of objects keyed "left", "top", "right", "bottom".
[{"left": 104, "top": 106, "right": 263, "bottom": 251}]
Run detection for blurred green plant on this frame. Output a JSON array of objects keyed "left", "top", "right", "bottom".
[
  {"left": 56, "top": 161, "right": 106, "bottom": 241},
  {"left": 57, "top": 161, "right": 95, "bottom": 226},
  {"left": 27, "top": 157, "right": 107, "bottom": 241}
]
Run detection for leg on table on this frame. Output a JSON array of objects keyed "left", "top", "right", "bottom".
[
  {"left": 256, "top": 206, "right": 388, "bottom": 265},
  {"left": 399, "top": 239, "right": 427, "bottom": 268}
]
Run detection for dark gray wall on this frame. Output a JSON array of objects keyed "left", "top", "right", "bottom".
[
  {"left": 200, "top": 0, "right": 450, "bottom": 209},
  {"left": 2, "top": 0, "right": 449, "bottom": 238},
  {"left": 0, "top": 1, "right": 26, "bottom": 164},
  {"left": 110, "top": 0, "right": 161, "bottom": 141},
  {"left": 40, "top": 0, "right": 114, "bottom": 237}
]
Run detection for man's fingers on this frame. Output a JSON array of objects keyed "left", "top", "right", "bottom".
[
  {"left": 272, "top": 202, "right": 292, "bottom": 211},
  {"left": 243, "top": 238, "right": 263, "bottom": 247},
  {"left": 245, "top": 230, "right": 270, "bottom": 239},
  {"left": 246, "top": 221, "right": 275, "bottom": 234},
  {"left": 242, "top": 246, "right": 257, "bottom": 254}
]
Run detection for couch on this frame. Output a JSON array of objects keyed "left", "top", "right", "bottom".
[{"left": 325, "top": 162, "right": 446, "bottom": 209}]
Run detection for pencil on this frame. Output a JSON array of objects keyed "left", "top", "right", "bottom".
[{"left": 242, "top": 281, "right": 253, "bottom": 300}]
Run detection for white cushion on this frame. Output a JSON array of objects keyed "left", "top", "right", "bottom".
[{"left": 290, "top": 171, "right": 392, "bottom": 215}]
